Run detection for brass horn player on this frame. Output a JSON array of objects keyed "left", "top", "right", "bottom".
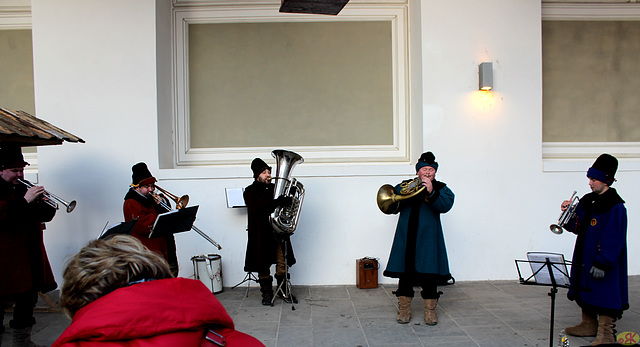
[
  {"left": 379, "top": 151, "right": 455, "bottom": 326},
  {"left": 243, "top": 155, "right": 297, "bottom": 306},
  {"left": 123, "top": 162, "right": 179, "bottom": 276},
  {"left": 0, "top": 145, "right": 58, "bottom": 346}
]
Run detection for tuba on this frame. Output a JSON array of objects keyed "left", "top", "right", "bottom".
[
  {"left": 376, "top": 177, "right": 425, "bottom": 214},
  {"left": 269, "top": 149, "right": 305, "bottom": 235},
  {"left": 550, "top": 191, "right": 579, "bottom": 235}
]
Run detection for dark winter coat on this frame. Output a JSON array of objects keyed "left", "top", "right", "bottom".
[
  {"left": 0, "top": 178, "right": 57, "bottom": 297},
  {"left": 566, "top": 188, "right": 628, "bottom": 312},
  {"left": 123, "top": 189, "right": 176, "bottom": 265},
  {"left": 383, "top": 179, "right": 454, "bottom": 284},
  {"left": 243, "top": 180, "right": 295, "bottom": 273}
]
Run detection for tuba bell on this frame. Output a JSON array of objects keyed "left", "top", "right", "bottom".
[
  {"left": 550, "top": 191, "right": 579, "bottom": 235},
  {"left": 376, "top": 177, "right": 425, "bottom": 214},
  {"left": 269, "top": 149, "right": 305, "bottom": 235}
]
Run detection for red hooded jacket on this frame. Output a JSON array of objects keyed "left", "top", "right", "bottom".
[{"left": 53, "top": 277, "right": 263, "bottom": 347}]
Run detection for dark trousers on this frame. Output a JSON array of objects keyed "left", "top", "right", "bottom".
[
  {"left": 1, "top": 291, "right": 38, "bottom": 329},
  {"left": 395, "top": 276, "right": 440, "bottom": 300}
]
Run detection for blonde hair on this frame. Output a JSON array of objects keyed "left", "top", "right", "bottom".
[{"left": 60, "top": 235, "right": 173, "bottom": 318}]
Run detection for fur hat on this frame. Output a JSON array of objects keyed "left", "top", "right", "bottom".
[
  {"left": 415, "top": 151, "right": 438, "bottom": 173},
  {"left": 251, "top": 158, "right": 271, "bottom": 179},
  {"left": 587, "top": 153, "right": 617, "bottom": 186},
  {"left": 0, "top": 145, "right": 29, "bottom": 170},
  {"left": 131, "top": 162, "right": 156, "bottom": 187}
]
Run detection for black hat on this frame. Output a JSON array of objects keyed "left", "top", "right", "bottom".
[
  {"left": 0, "top": 145, "right": 29, "bottom": 170},
  {"left": 131, "top": 162, "right": 156, "bottom": 187},
  {"left": 251, "top": 158, "right": 271, "bottom": 179},
  {"left": 587, "top": 153, "right": 618, "bottom": 186},
  {"left": 415, "top": 151, "right": 438, "bottom": 173}
]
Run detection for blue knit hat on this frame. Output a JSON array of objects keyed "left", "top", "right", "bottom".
[
  {"left": 416, "top": 152, "right": 438, "bottom": 173},
  {"left": 587, "top": 153, "right": 617, "bottom": 186}
]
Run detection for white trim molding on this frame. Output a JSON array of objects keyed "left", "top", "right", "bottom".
[
  {"left": 171, "top": 2, "right": 412, "bottom": 167},
  {"left": 0, "top": 5, "right": 31, "bottom": 30}
]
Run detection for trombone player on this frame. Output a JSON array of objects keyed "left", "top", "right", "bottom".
[
  {"left": 557, "top": 154, "right": 628, "bottom": 346},
  {"left": 382, "top": 151, "right": 454, "bottom": 326},
  {"left": 123, "top": 162, "right": 179, "bottom": 276},
  {"left": 0, "top": 144, "right": 57, "bottom": 346}
]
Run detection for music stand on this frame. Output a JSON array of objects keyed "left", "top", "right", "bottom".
[
  {"left": 271, "top": 235, "right": 297, "bottom": 310},
  {"left": 99, "top": 219, "right": 137, "bottom": 240},
  {"left": 150, "top": 205, "right": 199, "bottom": 238},
  {"left": 515, "top": 252, "right": 586, "bottom": 347},
  {"left": 231, "top": 272, "right": 259, "bottom": 297}
]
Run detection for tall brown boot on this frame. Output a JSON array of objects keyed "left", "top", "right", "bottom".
[
  {"left": 591, "top": 315, "right": 616, "bottom": 346},
  {"left": 396, "top": 296, "right": 412, "bottom": 324},
  {"left": 423, "top": 299, "right": 438, "bottom": 326},
  {"left": 565, "top": 309, "right": 598, "bottom": 337}
]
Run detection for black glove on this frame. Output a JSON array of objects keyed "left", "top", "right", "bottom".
[{"left": 275, "top": 196, "right": 293, "bottom": 207}]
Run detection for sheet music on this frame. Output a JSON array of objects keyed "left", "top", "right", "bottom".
[
  {"left": 527, "top": 252, "right": 571, "bottom": 286},
  {"left": 225, "top": 188, "right": 246, "bottom": 208}
]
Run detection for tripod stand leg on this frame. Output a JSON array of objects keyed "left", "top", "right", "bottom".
[{"left": 231, "top": 272, "right": 259, "bottom": 297}]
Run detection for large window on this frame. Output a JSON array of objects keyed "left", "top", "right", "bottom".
[
  {"left": 172, "top": 2, "right": 412, "bottom": 166},
  {"left": 542, "top": 3, "right": 640, "bottom": 163}
]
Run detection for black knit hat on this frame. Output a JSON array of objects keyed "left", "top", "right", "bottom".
[
  {"left": 131, "top": 162, "right": 157, "bottom": 187},
  {"left": 415, "top": 151, "right": 438, "bottom": 173},
  {"left": 587, "top": 153, "right": 618, "bottom": 185},
  {"left": 0, "top": 145, "right": 29, "bottom": 169},
  {"left": 251, "top": 158, "right": 271, "bottom": 179}
]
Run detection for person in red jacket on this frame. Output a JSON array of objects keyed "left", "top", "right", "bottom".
[
  {"left": 0, "top": 144, "right": 57, "bottom": 347},
  {"left": 53, "top": 235, "right": 264, "bottom": 347},
  {"left": 123, "top": 162, "right": 178, "bottom": 276}
]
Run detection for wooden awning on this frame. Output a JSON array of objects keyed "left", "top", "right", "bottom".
[
  {"left": 280, "top": 0, "right": 349, "bottom": 15},
  {"left": 0, "top": 108, "right": 85, "bottom": 147}
]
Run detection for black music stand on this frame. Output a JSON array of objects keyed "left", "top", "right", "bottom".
[
  {"left": 515, "top": 252, "right": 586, "bottom": 347},
  {"left": 272, "top": 235, "right": 297, "bottom": 310},
  {"left": 150, "top": 205, "right": 199, "bottom": 238},
  {"left": 99, "top": 219, "right": 137, "bottom": 239},
  {"left": 231, "top": 272, "right": 259, "bottom": 297}
]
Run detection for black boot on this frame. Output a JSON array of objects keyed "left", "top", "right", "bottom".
[{"left": 258, "top": 276, "right": 274, "bottom": 306}]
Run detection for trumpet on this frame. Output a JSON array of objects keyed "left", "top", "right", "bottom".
[
  {"left": 151, "top": 185, "right": 222, "bottom": 250},
  {"left": 550, "top": 191, "right": 579, "bottom": 235},
  {"left": 17, "top": 178, "right": 77, "bottom": 213},
  {"left": 376, "top": 177, "right": 425, "bottom": 214}
]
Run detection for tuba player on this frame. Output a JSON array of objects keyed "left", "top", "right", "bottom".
[{"left": 243, "top": 158, "right": 296, "bottom": 305}]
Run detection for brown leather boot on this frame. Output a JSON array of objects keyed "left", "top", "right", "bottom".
[
  {"left": 591, "top": 315, "right": 616, "bottom": 346},
  {"left": 396, "top": 296, "right": 412, "bottom": 324},
  {"left": 423, "top": 299, "right": 438, "bottom": 325},
  {"left": 565, "top": 309, "right": 598, "bottom": 337}
]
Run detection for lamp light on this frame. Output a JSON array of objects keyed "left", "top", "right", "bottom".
[{"left": 479, "top": 62, "right": 493, "bottom": 91}]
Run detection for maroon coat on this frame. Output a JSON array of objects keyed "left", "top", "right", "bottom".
[
  {"left": 123, "top": 189, "right": 175, "bottom": 263},
  {"left": 0, "top": 178, "right": 57, "bottom": 297}
]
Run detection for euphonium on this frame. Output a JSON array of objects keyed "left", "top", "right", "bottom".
[
  {"left": 269, "top": 149, "right": 305, "bottom": 235},
  {"left": 376, "top": 177, "right": 425, "bottom": 214},
  {"left": 550, "top": 191, "right": 579, "bottom": 235}
]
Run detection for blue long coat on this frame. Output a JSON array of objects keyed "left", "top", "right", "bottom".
[
  {"left": 566, "top": 188, "right": 628, "bottom": 312},
  {"left": 383, "top": 180, "right": 454, "bottom": 282}
]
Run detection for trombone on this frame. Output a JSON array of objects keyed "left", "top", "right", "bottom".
[
  {"left": 17, "top": 178, "right": 77, "bottom": 213},
  {"left": 151, "top": 185, "right": 222, "bottom": 250}
]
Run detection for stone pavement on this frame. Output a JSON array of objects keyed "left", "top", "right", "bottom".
[{"left": 3, "top": 276, "right": 639, "bottom": 346}]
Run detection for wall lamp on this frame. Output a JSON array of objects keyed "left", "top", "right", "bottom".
[{"left": 479, "top": 62, "right": 493, "bottom": 91}]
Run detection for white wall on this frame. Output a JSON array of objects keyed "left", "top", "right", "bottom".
[{"left": 29, "top": 0, "right": 639, "bottom": 288}]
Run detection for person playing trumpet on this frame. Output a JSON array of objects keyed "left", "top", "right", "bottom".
[
  {"left": 0, "top": 144, "right": 57, "bottom": 346},
  {"left": 123, "top": 162, "right": 179, "bottom": 276},
  {"left": 383, "top": 151, "right": 455, "bottom": 326},
  {"left": 558, "top": 154, "right": 628, "bottom": 346}
]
